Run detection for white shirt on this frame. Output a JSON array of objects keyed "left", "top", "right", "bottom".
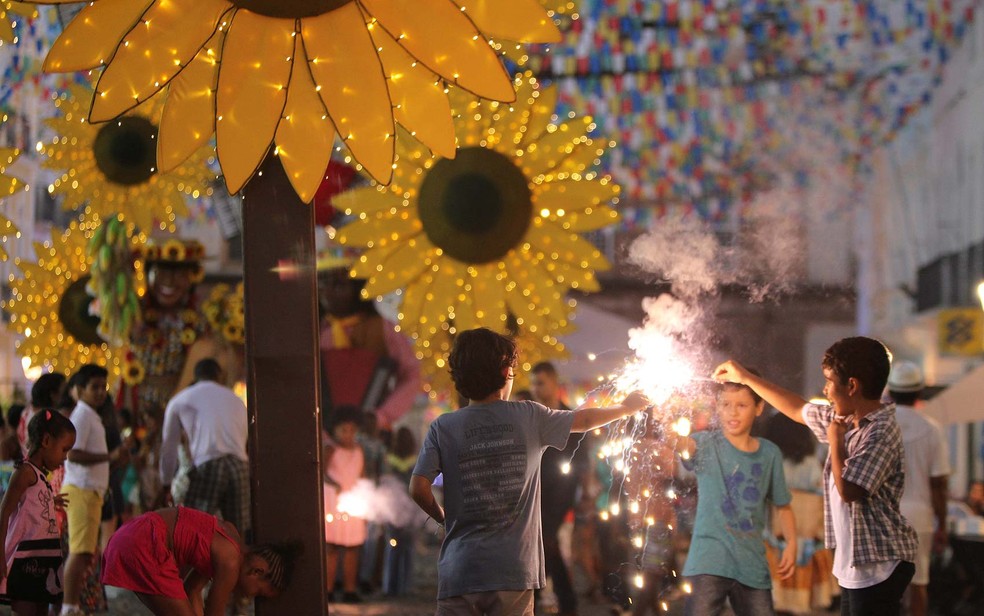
[
  {"left": 159, "top": 380, "right": 248, "bottom": 483},
  {"left": 63, "top": 401, "right": 109, "bottom": 492},
  {"left": 828, "top": 472, "right": 898, "bottom": 588},
  {"left": 895, "top": 405, "right": 951, "bottom": 533}
]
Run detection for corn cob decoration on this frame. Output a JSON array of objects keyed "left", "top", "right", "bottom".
[{"left": 86, "top": 215, "right": 141, "bottom": 346}]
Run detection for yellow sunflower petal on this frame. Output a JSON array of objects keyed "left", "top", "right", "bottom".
[
  {"left": 535, "top": 179, "right": 618, "bottom": 212},
  {"left": 336, "top": 212, "right": 419, "bottom": 247},
  {"left": 216, "top": 11, "right": 294, "bottom": 194},
  {"left": 470, "top": 265, "right": 507, "bottom": 328},
  {"left": 274, "top": 43, "right": 335, "bottom": 203},
  {"left": 44, "top": 0, "right": 152, "bottom": 73},
  {"left": 517, "top": 82, "right": 557, "bottom": 149},
  {"left": 158, "top": 29, "right": 223, "bottom": 172},
  {"left": 457, "top": 0, "right": 561, "bottom": 43},
  {"left": 351, "top": 242, "right": 401, "bottom": 279},
  {"left": 0, "top": 16, "right": 13, "bottom": 42},
  {"left": 371, "top": 25, "right": 455, "bottom": 159},
  {"left": 91, "top": 0, "right": 228, "bottom": 123},
  {"left": 364, "top": 240, "right": 431, "bottom": 297},
  {"left": 520, "top": 117, "right": 593, "bottom": 178},
  {"left": 333, "top": 186, "right": 402, "bottom": 216},
  {"left": 399, "top": 273, "right": 437, "bottom": 339},
  {"left": 302, "top": 4, "right": 393, "bottom": 184},
  {"left": 550, "top": 138, "right": 606, "bottom": 177},
  {"left": 359, "top": 0, "right": 514, "bottom": 102},
  {"left": 560, "top": 205, "right": 619, "bottom": 233},
  {"left": 531, "top": 222, "right": 610, "bottom": 270}
]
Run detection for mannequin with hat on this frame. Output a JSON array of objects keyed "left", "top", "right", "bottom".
[{"left": 886, "top": 360, "right": 951, "bottom": 616}]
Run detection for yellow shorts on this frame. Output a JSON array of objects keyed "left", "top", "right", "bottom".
[{"left": 63, "top": 484, "right": 104, "bottom": 554}]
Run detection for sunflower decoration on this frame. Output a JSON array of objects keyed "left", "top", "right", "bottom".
[
  {"left": 1, "top": 112, "right": 28, "bottom": 261},
  {"left": 336, "top": 72, "right": 619, "bottom": 380},
  {"left": 37, "top": 0, "right": 562, "bottom": 202},
  {"left": 0, "top": 1, "right": 35, "bottom": 46},
  {"left": 203, "top": 282, "right": 246, "bottom": 345},
  {"left": 4, "top": 219, "right": 122, "bottom": 378},
  {"left": 41, "top": 84, "right": 214, "bottom": 233}
]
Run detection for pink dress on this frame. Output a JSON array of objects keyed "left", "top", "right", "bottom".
[
  {"left": 324, "top": 444, "right": 366, "bottom": 547},
  {"left": 0, "top": 462, "right": 64, "bottom": 603}
]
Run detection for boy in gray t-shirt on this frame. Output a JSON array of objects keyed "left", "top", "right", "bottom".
[{"left": 410, "top": 328, "right": 647, "bottom": 614}]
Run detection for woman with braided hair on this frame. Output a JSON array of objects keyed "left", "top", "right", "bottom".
[{"left": 101, "top": 507, "right": 298, "bottom": 615}]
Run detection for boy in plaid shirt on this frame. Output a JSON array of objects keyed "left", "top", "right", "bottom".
[{"left": 714, "top": 337, "right": 917, "bottom": 616}]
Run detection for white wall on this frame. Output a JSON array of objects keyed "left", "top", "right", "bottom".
[{"left": 861, "top": 14, "right": 984, "bottom": 362}]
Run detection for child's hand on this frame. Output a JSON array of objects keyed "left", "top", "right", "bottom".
[
  {"left": 711, "top": 360, "right": 749, "bottom": 384},
  {"left": 621, "top": 391, "right": 650, "bottom": 412},
  {"left": 777, "top": 541, "right": 797, "bottom": 580},
  {"left": 826, "top": 417, "right": 850, "bottom": 442},
  {"left": 54, "top": 493, "right": 70, "bottom": 511}
]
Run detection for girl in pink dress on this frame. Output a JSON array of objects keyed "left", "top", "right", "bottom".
[
  {"left": 0, "top": 410, "right": 76, "bottom": 615},
  {"left": 323, "top": 406, "right": 366, "bottom": 603}
]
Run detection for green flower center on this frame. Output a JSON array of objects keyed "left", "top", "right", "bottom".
[
  {"left": 230, "top": 0, "right": 351, "bottom": 18},
  {"left": 93, "top": 116, "right": 158, "bottom": 187},
  {"left": 418, "top": 147, "right": 532, "bottom": 265}
]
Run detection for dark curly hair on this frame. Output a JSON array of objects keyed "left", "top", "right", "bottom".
[
  {"left": 448, "top": 328, "right": 518, "bottom": 401},
  {"left": 822, "top": 337, "right": 890, "bottom": 400}
]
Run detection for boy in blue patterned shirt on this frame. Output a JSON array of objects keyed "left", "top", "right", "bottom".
[
  {"left": 676, "top": 379, "right": 797, "bottom": 615},
  {"left": 714, "top": 337, "right": 917, "bottom": 616}
]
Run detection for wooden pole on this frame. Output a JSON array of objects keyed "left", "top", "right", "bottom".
[{"left": 242, "top": 153, "right": 326, "bottom": 614}]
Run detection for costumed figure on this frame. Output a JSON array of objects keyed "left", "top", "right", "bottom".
[
  {"left": 117, "top": 238, "right": 208, "bottom": 418},
  {"left": 318, "top": 267, "right": 420, "bottom": 432}
]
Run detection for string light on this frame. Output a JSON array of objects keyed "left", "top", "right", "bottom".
[
  {"left": 41, "top": 85, "right": 213, "bottom": 233},
  {"left": 336, "top": 73, "right": 619, "bottom": 391},
  {"left": 40, "top": 0, "right": 562, "bottom": 200},
  {"left": 4, "top": 221, "right": 124, "bottom": 378}
]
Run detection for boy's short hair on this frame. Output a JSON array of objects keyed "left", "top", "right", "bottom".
[
  {"left": 448, "top": 328, "right": 518, "bottom": 401},
  {"left": 718, "top": 367, "right": 763, "bottom": 404},
  {"left": 193, "top": 358, "right": 222, "bottom": 382},
  {"left": 75, "top": 364, "right": 108, "bottom": 389},
  {"left": 822, "top": 337, "right": 890, "bottom": 400},
  {"left": 531, "top": 362, "right": 558, "bottom": 378}
]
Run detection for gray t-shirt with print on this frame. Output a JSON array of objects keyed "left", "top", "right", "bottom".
[{"left": 413, "top": 400, "right": 575, "bottom": 599}]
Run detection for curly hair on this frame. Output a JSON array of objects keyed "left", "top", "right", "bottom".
[
  {"left": 822, "top": 337, "right": 890, "bottom": 400},
  {"left": 448, "top": 328, "right": 518, "bottom": 401}
]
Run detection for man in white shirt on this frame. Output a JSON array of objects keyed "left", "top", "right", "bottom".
[
  {"left": 160, "top": 358, "right": 250, "bottom": 536},
  {"left": 887, "top": 361, "right": 950, "bottom": 616},
  {"left": 62, "top": 364, "right": 116, "bottom": 616}
]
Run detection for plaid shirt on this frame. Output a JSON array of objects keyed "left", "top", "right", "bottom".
[{"left": 803, "top": 402, "right": 918, "bottom": 566}]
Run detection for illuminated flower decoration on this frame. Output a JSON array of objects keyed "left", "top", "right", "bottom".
[
  {"left": 121, "top": 357, "right": 145, "bottom": 386},
  {"left": 0, "top": 1, "right": 35, "bottom": 46},
  {"left": 41, "top": 85, "right": 214, "bottom": 233},
  {"left": 4, "top": 219, "right": 122, "bottom": 377},
  {"left": 337, "top": 74, "right": 618, "bottom": 376},
  {"left": 39, "top": 0, "right": 562, "bottom": 201},
  {"left": 0, "top": 111, "right": 28, "bottom": 261},
  {"left": 203, "top": 282, "right": 246, "bottom": 345}
]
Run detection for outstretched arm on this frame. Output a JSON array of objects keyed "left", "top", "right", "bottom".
[
  {"left": 713, "top": 360, "right": 808, "bottom": 424},
  {"left": 571, "top": 392, "right": 650, "bottom": 433}
]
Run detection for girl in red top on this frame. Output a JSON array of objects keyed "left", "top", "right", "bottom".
[{"left": 102, "top": 507, "right": 296, "bottom": 615}]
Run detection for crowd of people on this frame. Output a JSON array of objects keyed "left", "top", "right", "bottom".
[{"left": 0, "top": 298, "right": 979, "bottom": 616}]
